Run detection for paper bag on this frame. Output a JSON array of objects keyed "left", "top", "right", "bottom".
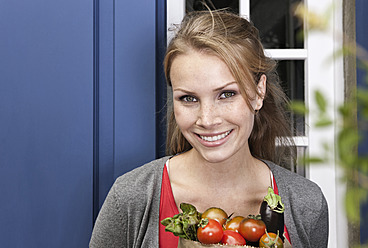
[
  {"left": 178, "top": 238, "right": 256, "bottom": 248},
  {"left": 177, "top": 237, "right": 292, "bottom": 248}
]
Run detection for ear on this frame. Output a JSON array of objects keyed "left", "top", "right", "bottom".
[{"left": 254, "top": 74, "right": 266, "bottom": 111}]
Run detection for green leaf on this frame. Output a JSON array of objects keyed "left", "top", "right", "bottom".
[
  {"left": 315, "top": 90, "right": 328, "bottom": 113},
  {"left": 337, "top": 128, "right": 360, "bottom": 167},
  {"left": 289, "top": 101, "right": 309, "bottom": 115},
  {"left": 198, "top": 218, "right": 209, "bottom": 228},
  {"left": 160, "top": 203, "right": 201, "bottom": 241},
  {"left": 314, "top": 117, "right": 333, "bottom": 127},
  {"left": 338, "top": 103, "right": 355, "bottom": 118},
  {"left": 263, "top": 187, "right": 285, "bottom": 213},
  {"left": 180, "top": 203, "right": 197, "bottom": 214},
  {"left": 161, "top": 217, "right": 173, "bottom": 226},
  {"left": 247, "top": 214, "right": 262, "bottom": 220},
  {"left": 357, "top": 90, "right": 368, "bottom": 106},
  {"left": 359, "top": 157, "right": 368, "bottom": 173},
  {"left": 345, "top": 187, "right": 366, "bottom": 224},
  {"left": 301, "top": 156, "right": 326, "bottom": 164}
]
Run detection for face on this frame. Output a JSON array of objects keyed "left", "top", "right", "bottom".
[{"left": 170, "top": 50, "right": 265, "bottom": 163}]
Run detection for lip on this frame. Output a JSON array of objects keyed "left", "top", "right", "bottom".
[{"left": 195, "top": 130, "right": 233, "bottom": 147}]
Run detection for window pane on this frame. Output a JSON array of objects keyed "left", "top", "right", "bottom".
[
  {"left": 250, "top": 0, "right": 304, "bottom": 48},
  {"left": 277, "top": 60, "right": 305, "bottom": 136},
  {"left": 277, "top": 146, "right": 306, "bottom": 176},
  {"left": 186, "top": 0, "right": 239, "bottom": 14}
]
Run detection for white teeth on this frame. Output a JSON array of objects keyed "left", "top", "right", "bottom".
[{"left": 200, "top": 130, "right": 231, "bottom": 142}]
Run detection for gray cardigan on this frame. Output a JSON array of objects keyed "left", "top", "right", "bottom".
[{"left": 90, "top": 157, "right": 328, "bottom": 247}]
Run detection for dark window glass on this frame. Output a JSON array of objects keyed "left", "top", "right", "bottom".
[
  {"left": 250, "top": 0, "right": 304, "bottom": 48},
  {"left": 277, "top": 146, "right": 306, "bottom": 176},
  {"left": 277, "top": 60, "right": 305, "bottom": 136},
  {"left": 186, "top": 0, "right": 239, "bottom": 14}
]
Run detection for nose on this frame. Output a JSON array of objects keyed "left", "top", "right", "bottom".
[{"left": 195, "top": 102, "right": 222, "bottom": 128}]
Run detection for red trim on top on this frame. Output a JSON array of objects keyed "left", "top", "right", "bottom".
[{"left": 159, "top": 163, "right": 179, "bottom": 247}]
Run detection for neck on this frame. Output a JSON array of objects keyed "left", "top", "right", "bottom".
[
  {"left": 168, "top": 148, "right": 272, "bottom": 215},
  {"left": 183, "top": 148, "right": 265, "bottom": 186}
]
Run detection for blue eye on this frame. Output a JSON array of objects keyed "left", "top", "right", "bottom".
[
  {"left": 220, "top": 91, "right": 235, "bottom": 99},
  {"left": 180, "top": 95, "right": 197, "bottom": 102}
]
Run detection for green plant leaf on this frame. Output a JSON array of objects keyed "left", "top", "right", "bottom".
[
  {"left": 289, "top": 101, "right": 309, "bottom": 115},
  {"left": 338, "top": 102, "right": 357, "bottom": 119},
  {"left": 357, "top": 90, "right": 368, "bottom": 105},
  {"left": 315, "top": 90, "right": 328, "bottom": 113},
  {"left": 180, "top": 203, "right": 197, "bottom": 214},
  {"left": 345, "top": 187, "right": 366, "bottom": 224},
  {"left": 263, "top": 187, "right": 285, "bottom": 213},
  {"left": 301, "top": 156, "right": 326, "bottom": 164},
  {"left": 315, "top": 117, "right": 333, "bottom": 127},
  {"left": 161, "top": 203, "right": 201, "bottom": 241}
]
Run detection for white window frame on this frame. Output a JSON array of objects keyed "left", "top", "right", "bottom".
[
  {"left": 305, "top": 0, "right": 346, "bottom": 247},
  {"left": 167, "top": 0, "right": 346, "bottom": 246}
]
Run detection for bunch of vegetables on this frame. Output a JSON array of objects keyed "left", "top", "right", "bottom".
[{"left": 161, "top": 187, "right": 285, "bottom": 247}]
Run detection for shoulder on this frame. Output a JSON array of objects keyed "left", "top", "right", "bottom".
[
  {"left": 103, "top": 156, "right": 170, "bottom": 228},
  {"left": 112, "top": 156, "right": 170, "bottom": 198},
  {"left": 264, "top": 160, "right": 327, "bottom": 216},
  {"left": 265, "top": 161, "right": 328, "bottom": 224},
  {"left": 115, "top": 156, "right": 169, "bottom": 182},
  {"left": 90, "top": 157, "right": 170, "bottom": 247},
  {"left": 264, "top": 160, "right": 329, "bottom": 246},
  {"left": 266, "top": 160, "right": 323, "bottom": 196}
]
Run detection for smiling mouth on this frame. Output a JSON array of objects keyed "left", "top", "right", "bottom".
[{"left": 199, "top": 130, "right": 232, "bottom": 142}]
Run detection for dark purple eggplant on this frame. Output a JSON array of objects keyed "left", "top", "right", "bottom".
[{"left": 260, "top": 187, "right": 285, "bottom": 241}]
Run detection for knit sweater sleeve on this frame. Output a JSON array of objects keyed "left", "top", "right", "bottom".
[
  {"left": 89, "top": 182, "right": 126, "bottom": 248},
  {"left": 309, "top": 193, "right": 329, "bottom": 247},
  {"left": 265, "top": 160, "right": 329, "bottom": 248},
  {"left": 89, "top": 157, "right": 168, "bottom": 248}
]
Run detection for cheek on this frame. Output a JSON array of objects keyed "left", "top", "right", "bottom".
[
  {"left": 173, "top": 104, "right": 194, "bottom": 130},
  {"left": 229, "top": 103, "right": 255, "bottom": 127}
]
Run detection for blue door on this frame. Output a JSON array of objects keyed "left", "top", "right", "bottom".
[{"left": 0, "top": 0, "right": 162, "bottom": 247}]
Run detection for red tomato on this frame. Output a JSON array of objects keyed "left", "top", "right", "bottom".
[
  {"left": 221, "top": 230, "right": 247, "bottom": 245},
  {"left": 224, "top": 216, "right": 244, "bottom": 232},
  {"left": 259, "top": 232, "right": 284, "bottom": 248},
  {"left": 197, "top": 219, "right": 224, "bottom": 244},
  {"left": 201, "top": 207, "right": 228, "bottom": 226},
  {"left": 239, "top": 216, "right": 266, "bottom": 242}
]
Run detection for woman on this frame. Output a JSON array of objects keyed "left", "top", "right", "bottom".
[{"left": 90, "top": 11, "right": 328, "bottom": 248}]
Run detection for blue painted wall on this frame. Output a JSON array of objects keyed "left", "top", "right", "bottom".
[
  {"left": 356, "top": 0, "right": 368, "bottom": 244},
  {"left": 0, "top": 0, "right": 159, "bottom": 246}
]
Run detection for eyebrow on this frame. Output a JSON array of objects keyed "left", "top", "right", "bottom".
[
  {"left": 173, "top": 81, "right": 237, "bottom": 93},
  {"left": 212, "top": 81, "right": 237, "bottom": 92}
]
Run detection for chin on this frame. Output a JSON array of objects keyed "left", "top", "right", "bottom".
[{"left": 197, "top": 150, "right": 233, "bottom": 164}]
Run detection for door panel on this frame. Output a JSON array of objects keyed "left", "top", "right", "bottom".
[
  {"left": 0, "top": 1, "right": 93, "bottom": 247},
  {"left": 96, "top": 0, "right": 157, "bottom": 209},
  {"left": 114, "top": 0, "right": 156, "bottom": 176}
]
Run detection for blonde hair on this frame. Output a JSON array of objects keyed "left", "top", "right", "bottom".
[{"left": 164, "top": 10, "right": 295, "bottom": 165}]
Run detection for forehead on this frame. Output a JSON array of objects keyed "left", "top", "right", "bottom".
[{"left": 170, "top": 50, "right": 236, "bottom": 89}]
